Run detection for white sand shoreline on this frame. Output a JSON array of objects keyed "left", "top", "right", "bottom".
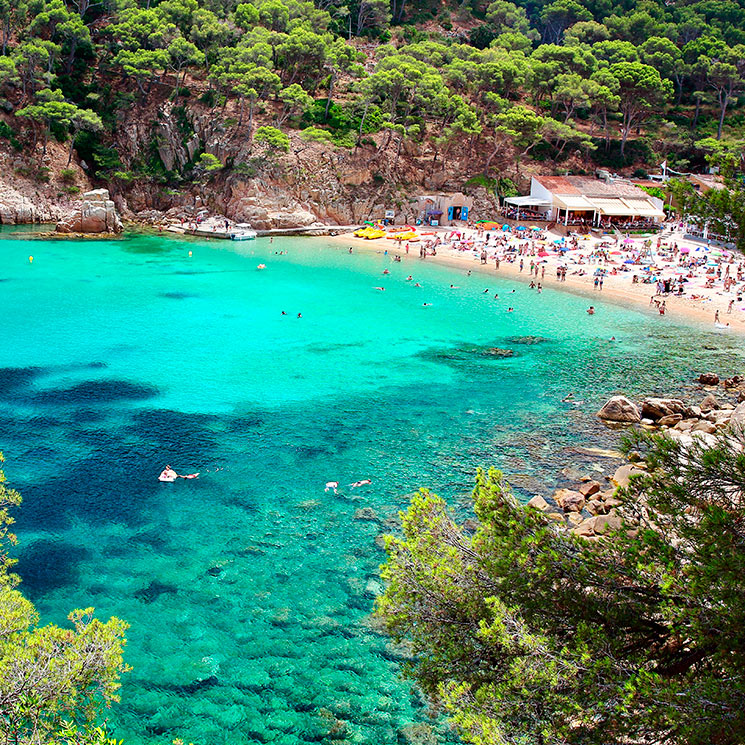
[{"left": 326, "top": 229, "right": 745, "bottom": 337}]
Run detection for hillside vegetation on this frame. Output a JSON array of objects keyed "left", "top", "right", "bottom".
[{"left": 0, "top": 0, "right": 744, "bottom": 218}]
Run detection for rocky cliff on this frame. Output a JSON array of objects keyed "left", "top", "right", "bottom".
[{"left": 1, "top": 96, "right": 509, "bottom": 229}]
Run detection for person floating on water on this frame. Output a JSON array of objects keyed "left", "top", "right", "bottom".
[
  {"left": 349, "top": 479, "right": 371, "bottom": 488},
  {"left": 158, "top": 466, "right": 199, "bottom": 482},
  {"left": 375, "top": 286, "right": 385, "bottom": 291},
  {"left": 325, "top": 481, "right": 338, "bottom": 494},
  {"left": 281, "top": 311, "right": 287, "bottom": 315}
]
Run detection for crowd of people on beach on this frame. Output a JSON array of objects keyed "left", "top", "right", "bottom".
[{"left": 364, "top": 220, "right": 742, "bottom": 327}]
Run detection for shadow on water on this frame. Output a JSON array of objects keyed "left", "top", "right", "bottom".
[
  {"left": 0, "top": 367, "right": 46, "bottom": 396},
  {"left": 15, "top": 538, "right": 91, "bottom": 598},
  {"left": 33, "top": 380, "right": 158, "bottom": 406},
  {"left": 160, "top": 292, "right": 200, "bottom": 300}
]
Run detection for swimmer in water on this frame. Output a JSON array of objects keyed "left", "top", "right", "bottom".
[
  {"left": 587, "top": 306, "right": 595, "bottom": 315},
  {"left": 494, "top": 293, "right": 499, "bottom": 299},
  {"left": 449, "top": 284, "right": 458, "bottom": 289},
  {"left": 483, "top": 289, "right": 489, "bottom": 293},
  {"left": 507, "top": 307, "right": 514, "bottom": 312},
  {"left": 562, "top": 393, "right": 575, "bottom": 402},
  {"left": 281, "top": 311, "right": 287, "bottom": 315},
  {"left": 297, "top": 313, "right": 302, "bottom": 318},
  {"left": 383, "top": 269, "right": 390, "bottom": 275},
  {"left": 609, "top": 336, "right": 616, "bottom": 341},
  {"left": 423, "top": 302, "right": 432, "bottom": 306},
  {"left": 414, "top": 282, "right": 421, "bottom": 287},
  {"left": 406, "top": 275, "right": 413, "bottom": 281},
  {"left": 374, "top": 286, "right": 385, "bottom": 291}
]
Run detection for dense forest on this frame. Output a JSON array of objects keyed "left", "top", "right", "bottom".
[{"left": 0, "top": 0, "right": 744, "bottom": 205}]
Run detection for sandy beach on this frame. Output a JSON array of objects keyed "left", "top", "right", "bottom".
[{"left": 327, "top": 225, "right": 745, "bottom": 335}]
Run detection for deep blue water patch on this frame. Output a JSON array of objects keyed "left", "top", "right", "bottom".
[{"left": 16, "top": 538, "right": 91, "bottom": 597}]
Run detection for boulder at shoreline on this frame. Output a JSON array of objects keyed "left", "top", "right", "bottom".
[
  {"left": 597, "top": 396, "right": 641, "bottom": 423},
  {"left": 56, "top": 189, "right": 123, "bottom": 234}
]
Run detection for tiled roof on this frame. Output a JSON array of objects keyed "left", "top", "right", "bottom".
[{"left": 533, "top": 175, "right": 649, "bottom": 199}]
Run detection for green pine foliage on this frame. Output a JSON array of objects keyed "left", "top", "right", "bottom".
[
  {"left": 377, "top": 427, "right": 745, "bottom": 745},
  {"left": 0, "top": 0, "right": 744, "bottom": 228}
]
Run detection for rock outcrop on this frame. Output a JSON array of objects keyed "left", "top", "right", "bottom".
[
  {"left": 0, "top": 181, "right": 69, "bottom": 224},
  {"left": 56, "top": 189, "right": 123, "bottom": 234},
  {"left": 597, "top": 396, "right": 641, "bottom": 423}
]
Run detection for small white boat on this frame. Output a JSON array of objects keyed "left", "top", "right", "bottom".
[{"left": 230, "top": 223, "right": 257, "bottom": 241}]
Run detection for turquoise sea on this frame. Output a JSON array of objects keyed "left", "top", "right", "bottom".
[{"left": 1, "top": 228, "right": 742, "bottom": 745}]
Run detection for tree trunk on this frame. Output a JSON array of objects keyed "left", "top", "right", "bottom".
[
  {"left": 247, "top": 99, "right": 255, "bottom": 143},
  {"left": 717, "top": 93, "right": 728, "bottom": 140},
  {"left": 484, "top": 142, "right": 500, "bottom": 176},
  {"left": 64, "top": 37, "right": 78, "bottom": 75},
  {"left": 324, "top": 69, "right": 336, "bottom": 121},
  {"left": 67, "top": 127, "right": 78, "bottom": 166},
  {"left": 357, "top": 99, "right": 370, "bottom": 145},
  {"left": 691, "top": 97, "right": 701, "bottom": 131}
]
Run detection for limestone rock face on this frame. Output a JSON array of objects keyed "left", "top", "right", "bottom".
[
  {"left": 597, "top": 396, "right": 641, "bottom": 423},
  {"left": 56, "top": 189, "right": 123, "bottom": 234},
  {"left": 0, "top": 181, "right": 68, "bottom": 224}
]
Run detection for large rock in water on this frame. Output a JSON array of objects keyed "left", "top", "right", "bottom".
[
  {"left": 56, "top": 189, "right": 123, "bottom": 234},
  {"left": 597, "top": 396, "right": 641, "bottom": 423},
  {"left": 641, "top": 397, "right": 685, "bottom": 421}
]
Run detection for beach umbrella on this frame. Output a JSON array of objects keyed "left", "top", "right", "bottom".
[
  {"left": 530, "top": 226, "right": 541, "bottom": 231},
  {"left": 516, "top": 225, "right": 527, "bottom": 231},
  {"left": 502, "top": 224, "right": 511, "bottom": 231}
]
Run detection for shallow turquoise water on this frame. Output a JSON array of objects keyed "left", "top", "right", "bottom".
[{"left": 1, "top": 228, "right": 742, "bottom": 744}]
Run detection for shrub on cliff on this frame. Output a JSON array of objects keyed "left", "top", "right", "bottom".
[{"left": 377, "top": 429, "right": 745, "bottom": 745}]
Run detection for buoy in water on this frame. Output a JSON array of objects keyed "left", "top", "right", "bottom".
[
  {"left": 257, "top": 263, "right": 266, "bottom": 270},
  {"left": 188, "top": 250, "right": 192, "bottom": 257},
  {"left": 28, "top": 256, "right": 33, "bottom": 263}
]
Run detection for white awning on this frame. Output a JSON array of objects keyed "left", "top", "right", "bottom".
[
  {"left": 590, "top": 197, "right": 632, "bottom": 216},
  {"left": 622, "top": 199, "right": 665, "bottom": 217},
  {"left": 504, "top": 196, "right": 552, "bottom": 207},
  {"left": 554, "top": 195, "right": 595, "bottom": 211},
  {"left": 590, "top": 197, "right": 665, "bottom": 218}
]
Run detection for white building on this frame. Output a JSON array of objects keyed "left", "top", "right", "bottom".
[{"left": 505, "top": 175, "right": 665, "bottom": 226}]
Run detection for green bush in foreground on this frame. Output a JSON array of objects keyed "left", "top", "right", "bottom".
[
  {"left": 0, "top": 457, "right": 129, "bottom": 745},
  {"left": 377, "top": 429, "right": 745, "bottom": 745}
]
